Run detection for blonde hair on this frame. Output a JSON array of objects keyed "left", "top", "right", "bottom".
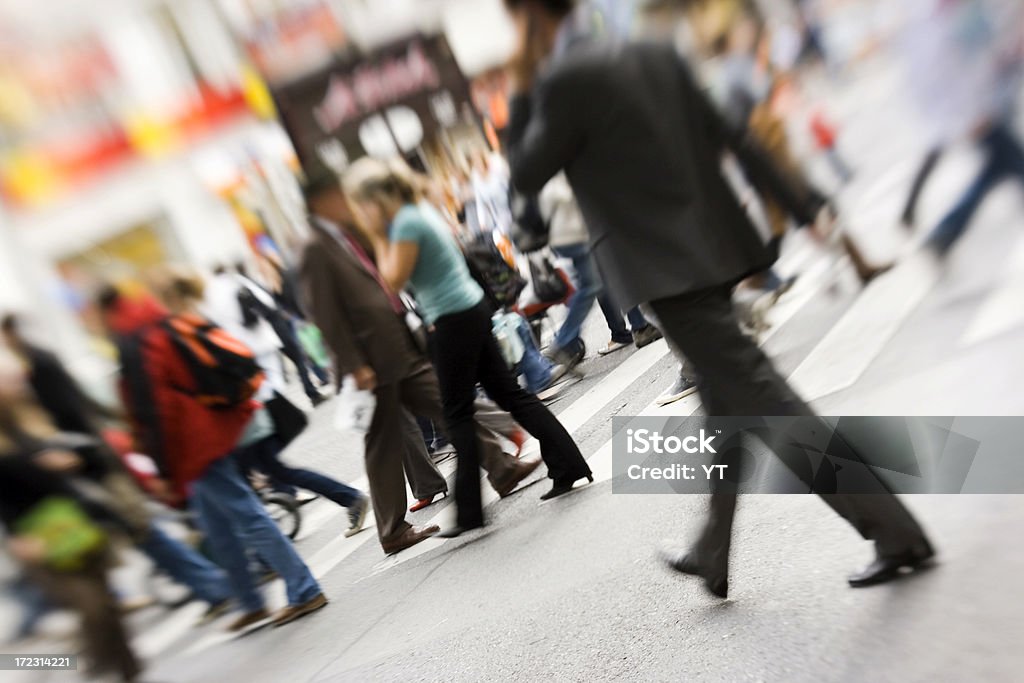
[
  {"left": 152, "top": 265, "right": 206, "bottom": 310},
  {"left": 342, "top": 156, "right": 420, "bottom": 206}
]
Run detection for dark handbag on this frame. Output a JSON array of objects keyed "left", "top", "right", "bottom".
[
  {"left": 528, "top": 252, "right": 570, "bottom": 303},
  {"left": 265, "top": 393, "right": 309, "bottom": 445}
]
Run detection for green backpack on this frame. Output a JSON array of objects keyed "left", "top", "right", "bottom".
[{"left": 15, "top": 497, "right": 108, "bottom": 571}]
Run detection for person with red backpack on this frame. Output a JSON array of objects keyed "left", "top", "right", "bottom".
[{"left": 102, "top": 272, "right": 326, "bottom": 631}]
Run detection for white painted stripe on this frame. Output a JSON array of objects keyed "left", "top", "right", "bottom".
[
  {"left": 960, "top": 236, "right": 1024, "bottom": 347},
  {"left": 297, "top": 498, "right": 352, "bottom": 541},
  {"left": 788, "top": 250, "right": 941, "bottom": 400},
  {"left": 761, "top": 248, "right": 843, "bottom": 344},
  {"left": 134, "top": 602, "right": 208, "bottom": 658},
  {"left": 554, "top": 339, "right": 669, "bottom": 434}
]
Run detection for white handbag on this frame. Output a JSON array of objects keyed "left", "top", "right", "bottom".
[{"left": 333, "top": 375, "right": 377, "bottom": 435}]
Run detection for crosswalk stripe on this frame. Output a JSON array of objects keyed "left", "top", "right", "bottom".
[
  {"left": 960, "top": 235, "right": 1024, "bottom": 347},
  {"left": 788, "top": 250, "right": 940, "bottom": 400}
]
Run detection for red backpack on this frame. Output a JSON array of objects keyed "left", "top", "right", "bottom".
[{"left": 162, "top": 314, "right": 264, "bottom": 410}]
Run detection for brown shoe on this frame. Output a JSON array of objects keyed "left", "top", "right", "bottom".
[
  {"left": 494, "top": 457, "right": 542, "bottom": 498},
  {"left": 271, "top": 593, "right": 328, "bottom": 628},
  {"left": 381, "top": 524, "right": 440, "bottom": 555},
  {"left": 227, "top": 608, "right": 270, "bottom": 632}
]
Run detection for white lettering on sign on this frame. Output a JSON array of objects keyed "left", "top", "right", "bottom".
[{"left": 314, "top": 42, "right": 441, "bottom": 133}]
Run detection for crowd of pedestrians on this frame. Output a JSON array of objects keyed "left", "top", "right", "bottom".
[{"left": 1, "top": 0, "right": 1021, "bottom": 680}]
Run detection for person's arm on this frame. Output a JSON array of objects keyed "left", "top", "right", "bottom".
[
  {"left": 298, "top": 247, "right": 369, "bottom": 384},
  {"left": 370, "top": 234, "right": 419, "bottom": 294},
  {"left": 504, "top": 73, "right": 584, "bottom": 195}
]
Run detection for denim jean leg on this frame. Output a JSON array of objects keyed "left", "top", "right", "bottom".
[
  {"left": 597, "top": 292, "right": 631, "bottom": 342},
  {"left": 138, "top": 524, "right": 232, "bottom": 605},
  {"left": 189, "top": 480, "right": 264, "bottom": 612},
  {"left": 201, "top": 454, "right": 322, "bottom": 606},
  {"left": 552, "top": 244, "right": 601, "bottom": 351},
  {"left": 250, "top": 436, "right": 360, "bottom": 508},
  {"left": 625, "top": 306, "right": 648, "bottom": 332},
  {"left": 515, "top": 318, "right": 553, "bottom": 393},
  {"left": 928, "top": 124, "right": 1020, "bottom": 252}
]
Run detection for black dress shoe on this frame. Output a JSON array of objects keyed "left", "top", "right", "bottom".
[
  {"left": 539, "top": 474, "right": 593, "bottom": 501},
  {"left": 660, "top": 549, "right": 729, "bottom": 599},
  {"left": 848, "top": 545, "right": 935, "bottom": 587}
]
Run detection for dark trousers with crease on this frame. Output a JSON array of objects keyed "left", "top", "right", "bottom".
[
  {"left": 430, "top": 302, "right": 589, "bottom": 528},
  {"left": 646, "top": 285, "right": 929, "bottom": 574}
]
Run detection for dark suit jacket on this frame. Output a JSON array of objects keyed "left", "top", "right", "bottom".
[
  {"left": 505, "top": 40, "right": 818, "bottom": 310},
  {"left": 297, "top": 217, "right": 422, "bottom": 386}
]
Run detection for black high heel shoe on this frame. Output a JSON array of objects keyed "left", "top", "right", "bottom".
[{"left": 539, "top": 474, "right": 594, "bottom": 501}]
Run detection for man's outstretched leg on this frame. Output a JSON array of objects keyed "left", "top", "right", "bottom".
[{"left": 648, "top": 286, "right": 932, "bottom": 597}]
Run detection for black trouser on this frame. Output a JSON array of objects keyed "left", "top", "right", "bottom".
[
  {"left": 430, "top": 302, "right": 590, "bottom": 528},
  {"left": 647, "top": 285, "right": 929, "bottom": 573}
]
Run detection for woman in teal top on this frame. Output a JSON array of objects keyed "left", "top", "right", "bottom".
[{"left": 343, "top": 157, "right": 591, "bottom": 535}]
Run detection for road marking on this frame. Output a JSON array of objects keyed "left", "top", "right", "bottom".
[
  {"left": 787, "top": 250, "right": 940, "bottom": 400},
  {"left": 960, "top": 235, "right": 1024, "bottom": 347},
  {"left": 762, "top": 245, "right": 844, "bottom": 344},
  {"left": 135, "top": 603, "right": 208, "bottom": 658},
  {"left": 553, "top": 339, "right": 670, "bottom": 434}
]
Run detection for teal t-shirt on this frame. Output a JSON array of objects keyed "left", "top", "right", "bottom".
[{"left": 390, "top": 204, "right": 484, "bottom": 324}]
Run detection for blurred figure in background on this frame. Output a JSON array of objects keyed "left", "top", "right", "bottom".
[
  {"left": 2, "top": 313, "right": 119, "bottom": 438},
  {"left": 539, "top": 172, "right": 599, "bottom": 368},
  {"left": 109, "top": 270, "right": 327, "bottom": 631},
  {"left": 540, "top": 172, "right": 664, "bottom": 361},
  {"left": 204, "top": 265, "right": 370, "bottom": 535},
  {"left": 3, "top": 310, "right": 235, "bottom": 618},
  {"left": 343, "top": 158, "right": 590, "bottom": 535},
  {"left": 300, "top": 175, "right": 540, "bottom": 547},
  {"left": 503, "top": 0, "right": 933, "bottom": 596},
  {"left": 899, "top": 0, "right": 1024, "bottom": 254},
  {"left": 0, "top": 352, "right": 143, "bottom": 682},
  {"left": 216, "top": 264, "right": 328, "bottom": 407}
]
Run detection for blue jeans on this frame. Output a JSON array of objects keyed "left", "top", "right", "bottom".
[
  {"left": 597, "top": 292, "right": 649, "bottom": 343},
  {"left": 138, "top": 524, "right": 232, "bottom": 605},
  {"left": 552, "top": 243, "right": 602, "bottom": 352},
  {"left": 190, "top": 453, "right": 321, "bottom": 611},
  {"left": 239, "top": 435, "right": 361, "bottom": 509},
  {"left": 515, "top": 316, "right": 553, "bottom": 394},
  {"left": 928, "top": 122, "right": 1024, "bottom": 253}
]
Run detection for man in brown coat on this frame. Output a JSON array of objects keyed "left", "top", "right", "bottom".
[{"left": 298, "top": 175, "right": 539, "bottom": 554}]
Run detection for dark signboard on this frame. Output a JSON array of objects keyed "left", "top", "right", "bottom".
[{"left": 272, "top": 34, "right": 475, "bottom": 181}]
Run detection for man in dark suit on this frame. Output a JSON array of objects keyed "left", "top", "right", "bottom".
[
  {"left": 298, "top": 176, "right": 539, "bottom": 554},
  {"left": 501, "top": 0, "right": 933, "bottom": 596}
]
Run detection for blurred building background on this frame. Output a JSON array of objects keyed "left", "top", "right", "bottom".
[{"left": 0, "top": 0, "right": 527, "bottom": 396}]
